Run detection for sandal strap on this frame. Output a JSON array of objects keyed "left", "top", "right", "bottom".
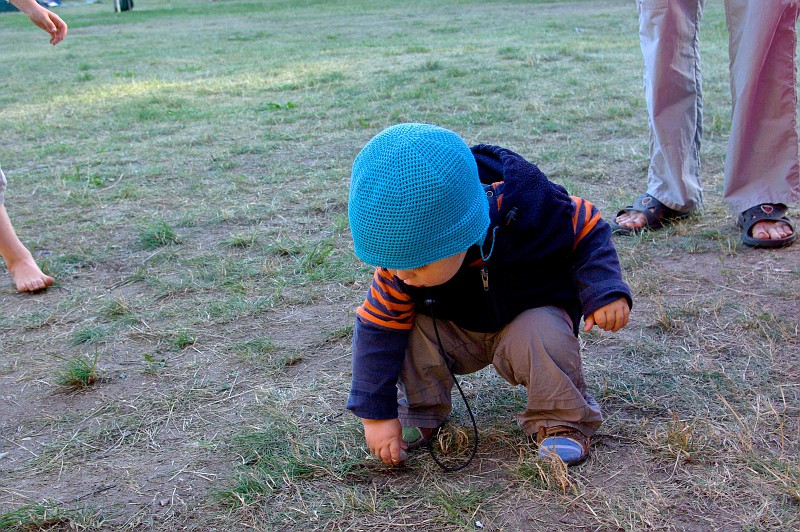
[
  {"left": 737, "top": 203, "right": 796, "bottom": 248},
  {"left": 738, "top": 203, "right": 790, "bottom": 228},
  {"left": 614, "top": 193, "right": 689, "bottom": 232}
]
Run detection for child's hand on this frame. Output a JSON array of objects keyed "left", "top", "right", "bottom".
[
  {"left": 10, "top": 0, "right": 68, "bottom": 45},
  {"left": 362, "top": 418, "right": 407, "bottom": 466},
  {"left": 28, "top": 7, "right": 68, "bottom": 45},
  {"left": 583, "top": 297, "right": 630, "bottom": 332}
]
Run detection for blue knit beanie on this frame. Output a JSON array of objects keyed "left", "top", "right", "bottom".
[{"left": 348, "top": 123, "right": 489, "bottom": 270}]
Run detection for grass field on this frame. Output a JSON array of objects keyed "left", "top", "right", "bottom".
[{"left": 1, "top": 0, "right": 798, "bottom": 530}]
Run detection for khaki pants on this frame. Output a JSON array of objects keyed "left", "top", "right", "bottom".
[
  {"left": 639, "top": 0, "right": 800, "bottom": 215},
  {"left": 396, "top": 306, "right": 602, "bottom": 438}
]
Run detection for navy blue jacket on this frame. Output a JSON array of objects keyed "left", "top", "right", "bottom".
[{"left": 347, "top": 144, "right": 632, "bottom": 420}]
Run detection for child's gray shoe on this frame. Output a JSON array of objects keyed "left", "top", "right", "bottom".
[{"left": 536, "top": 426, "right": 590, "bottom": 466}]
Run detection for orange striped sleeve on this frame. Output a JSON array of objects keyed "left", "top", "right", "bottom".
[
  {"left": 571, "top": 196, "right": 603, "bottom": 248},
  {"left": 357, "top": 307, "right": 414, "bottom": 330},
  {"left": 356, "top": 268, "right": 415, "bottom": 330},
  {"left": 571, "top": 196, "right": 584, "bottom": 234},
  {"left": 362, "top": 295, "right": 414, "bottom": 321},
  {"left": 376, "top": 268, "right": 409, "bottom": 301}
]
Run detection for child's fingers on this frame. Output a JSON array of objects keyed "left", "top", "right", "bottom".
[
  {"left": 378, "top": 446, "right": 394, "bottom": 465},
  {"left": 608, "top": 306, "right": 629, "bottom": 332},
  {"left": 50, "top": 15, "right": 67, "bottom": 43},
  {"left": 389, "top": 440, "right": 406, "bottom": 465},
  {"left": 607, "top": 312, "right": 620, "bottom": 332},
  {"left": 376, "top": 441, "right": 406, "bottom": 466},
  {"left": 587, "top": 301, "right": 630, "bottom": 333},
  {"left": 619, "top": 306, "right": 630, "bottom": 330},
  {"left": 595, "top": 310, "right": 616, "bottom": 332}
]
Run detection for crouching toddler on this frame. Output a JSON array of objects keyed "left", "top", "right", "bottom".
[{"left": 346, "top": 123, "right": 631, "bottom": 466}]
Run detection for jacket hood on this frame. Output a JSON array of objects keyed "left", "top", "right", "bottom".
[{"left": 470, "top": 143, "right": 575, "bottom": 262}]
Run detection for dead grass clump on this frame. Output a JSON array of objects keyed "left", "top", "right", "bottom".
[
  {"left": 433, "top": 423, "right": 471, "bottom": 456},
  {"left": 645, "top": 412, "right": 714, "bottom": 464},
  {"left": 512, "top": 446, "right": 579, "bottom": 495}
]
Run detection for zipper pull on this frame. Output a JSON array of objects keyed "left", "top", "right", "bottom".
[{"left": 481, "top": 267, "right": 489, "bottom": 291}]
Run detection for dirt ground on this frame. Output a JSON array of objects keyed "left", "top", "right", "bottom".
[{"left": 2, "top": 194, "right": 798, "bottom": 529}]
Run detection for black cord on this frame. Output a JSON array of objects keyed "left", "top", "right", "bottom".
[{"left": 426, "top": 300, "right": 479, "bottom": 472}]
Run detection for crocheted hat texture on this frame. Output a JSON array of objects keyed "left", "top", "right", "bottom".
[{"left": 349, "top": 123, "right": 489, "bottom": 270}]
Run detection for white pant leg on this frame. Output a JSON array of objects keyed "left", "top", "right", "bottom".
[
  {"left": 639, "top": 0, "right": 705, "bottom": 213},
  {"left": 724, "top": 0, "right": 800, "bottom": 214}
]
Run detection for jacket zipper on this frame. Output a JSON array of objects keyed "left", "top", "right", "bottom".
[{"left": 482, "top": 265, "right": 505, "bottom": 330}]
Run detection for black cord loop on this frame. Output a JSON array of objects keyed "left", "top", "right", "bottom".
[{"left": 426, "top": 300, "right": 479, "bottom": 472}]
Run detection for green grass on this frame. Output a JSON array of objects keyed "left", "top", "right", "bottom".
[
  {"left": 0, "top": 501, "right": 103, "bottom": 531},
  {"left": 0, "top": 0, "right": 798, "bottom": 530},
  {"left": 137, "top": 219, "right": 180, "bottom": 249},
  {"left": 69, "top": 325, "right": 108, "bottom": 346},
  {"left": 54, "top": 351, "right": 100, "bottom": 389}
]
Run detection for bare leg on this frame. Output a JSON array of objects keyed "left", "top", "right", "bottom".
[{"left": 0, "top": 205, "right": 53, "bottom": 292}]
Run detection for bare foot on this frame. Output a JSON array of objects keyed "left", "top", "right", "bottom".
[
  {"left": 9, "top": 256, "right": 54, "bottom": 292},
  {"left": 612, "top": 194, "right": 691, "bottom": 234},
  {"left": 614, "top": 210, "right": 647, "bottom": 230},
  {"left": 749, "top": 219, "right": 794, "bottom": 241}
]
